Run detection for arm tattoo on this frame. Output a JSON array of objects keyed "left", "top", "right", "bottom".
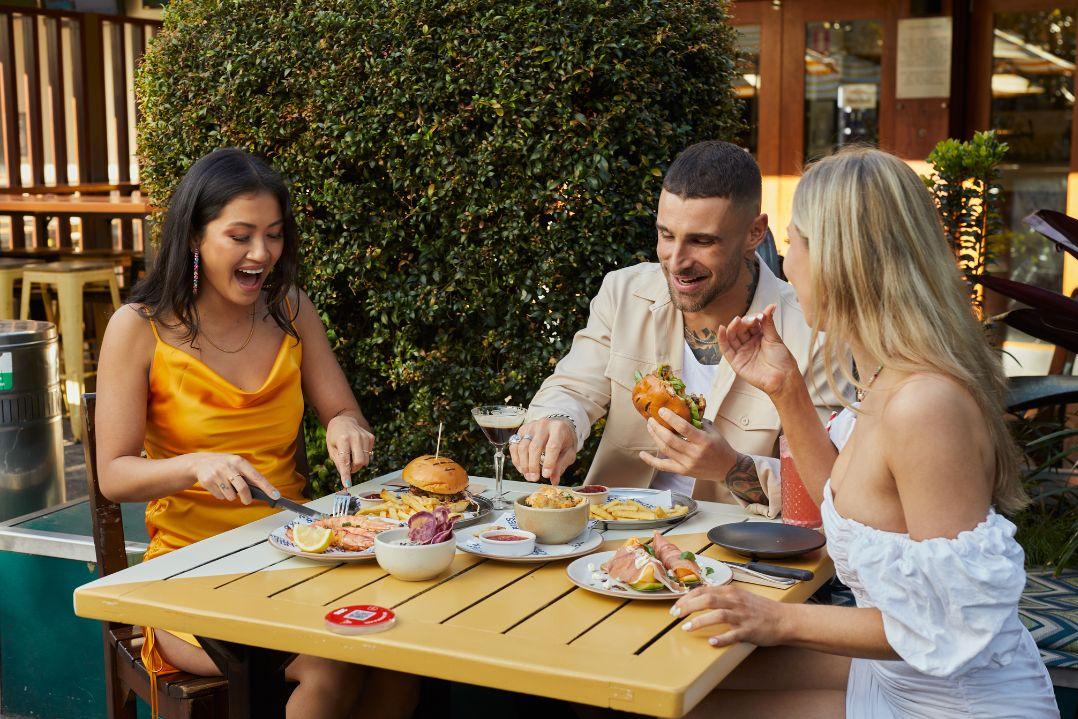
[
  {"left": 684, "top": 325, "right": 723, "bottom": 365},
  {"left": 725, "top": 452, "right": 766, "bottom": 505}
]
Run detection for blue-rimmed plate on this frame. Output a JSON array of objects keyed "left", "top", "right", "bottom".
[
  {"left": 456, "top": 515, "right": 602, "bottom": 563},
  {"left": 588, "top": 488, "right": 698, "bottom": 530},
  {"left": 268, "top": 515, "right": 404, "bottom": 562}
]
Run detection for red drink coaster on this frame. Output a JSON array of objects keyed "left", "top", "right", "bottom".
[{"left": 325, "top": 605, "right": 396, "bottom": 635}]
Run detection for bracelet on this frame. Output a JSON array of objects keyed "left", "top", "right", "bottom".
[{"left": 543, "top": 413, "right": 578, "bottom": 435}]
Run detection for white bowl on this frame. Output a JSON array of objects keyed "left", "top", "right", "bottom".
[
  {"left": 358, "top": 491, "right": 386, "bottom": 510},
  {"left": 374, "top": 528, "right": 456, "bottom": 581},
  {"left": 478, "top": 529, "right": 536, "bottom": 557}
]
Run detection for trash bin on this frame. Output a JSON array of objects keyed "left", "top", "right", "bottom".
[{"left": 0, "top": 320, "right": 64, "bottom": 522}]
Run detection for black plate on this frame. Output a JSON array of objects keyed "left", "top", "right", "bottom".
[{"left": 707, "top": 521, "right": 825, "bottom": 559}]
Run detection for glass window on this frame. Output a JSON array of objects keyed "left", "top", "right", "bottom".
[
  {"left": 803, "top": 20, "right": 884, "bottom": 162},
  {"left": 733, "top": 25, "right": 761, "bottom": 154},
  {"left": 988, "top": 8, "right": 1075, "bottom": 351}
]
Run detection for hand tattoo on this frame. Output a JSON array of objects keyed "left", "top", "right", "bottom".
[{"left": 725, "top": 452, "right": 766, "bottom": 505}]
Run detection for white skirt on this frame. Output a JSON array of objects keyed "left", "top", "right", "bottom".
[{"left": 845, "top": 630, "right": 1059, "bottom": 718}]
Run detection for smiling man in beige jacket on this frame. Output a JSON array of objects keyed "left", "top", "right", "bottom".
[{"left": 508, "top": 141, "right": 848, "bottom": 515}]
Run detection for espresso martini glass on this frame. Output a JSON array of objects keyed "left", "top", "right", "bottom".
[{"left": 470, "top": 405, "right": 527, "bottom": 509}]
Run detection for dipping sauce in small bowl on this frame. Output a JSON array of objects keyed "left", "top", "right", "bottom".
[
  {"left": 571, "top": 484, "right": 609, "bottom": 505},
  {"left": 358, "top": 492, "right": 386, "bottom": 510},
  {"left": 478, "top": 528, "right": 536, "bottom": 557}
]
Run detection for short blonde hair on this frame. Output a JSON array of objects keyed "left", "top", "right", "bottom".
[{"left": 791, "top": 147, "right": 1027, "bottom": 514}]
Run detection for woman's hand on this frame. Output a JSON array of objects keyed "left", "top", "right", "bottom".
[
  {"left": 671, "top": 584, "right": 793, "bottom": 648},
  {"left": 188, "top": 453, "right": 281, "bottom": 505},
  {"left": 717, "top": 304, "right": 801, "bottom": 399},
  {"left": 637, "top": 409, "right": 737, "bottom": 482},
  {"left": 326, "top": 414, "right": 375, "bottom": 488}
]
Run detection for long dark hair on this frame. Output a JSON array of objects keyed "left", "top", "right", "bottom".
[{"left": 130, "top": 148, "right": 300, "bottom": 343}]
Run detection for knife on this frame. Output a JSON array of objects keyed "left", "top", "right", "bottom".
[
  {"left": 724, "top": 560, "right": 814, "bottom": 582},
  {"left": 249, "top": 485, "right": 324, "bottom": 519}
]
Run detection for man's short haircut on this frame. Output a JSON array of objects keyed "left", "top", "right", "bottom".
[{"left": 662, "top": 140, "right": 762, "bottom": 213}]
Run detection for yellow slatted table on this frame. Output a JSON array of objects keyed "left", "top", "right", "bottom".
[{"left": 74, "top": 475, "right": 832, "bottom": 718}]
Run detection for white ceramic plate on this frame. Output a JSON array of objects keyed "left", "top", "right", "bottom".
[
  {"left": 456, "top": 518, "right": 603, "bottom": 563},
  {"left": 268, "top": 515, "right": 404, "bottom": 562},
  {"left": 565, "top": 550, "right": 733, "bottom": 600}
]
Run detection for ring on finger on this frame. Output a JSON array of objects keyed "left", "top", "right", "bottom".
[
  {"left": 509, "top": 434, "right": 522, "bottom": 445},
  {"left": 539, "top": 451, "right": 546, "bottom": 465}
]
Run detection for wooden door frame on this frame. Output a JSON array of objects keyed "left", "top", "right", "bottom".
[
  {"left": 729, "top": 1, "right": 783, "bottom": 177},
  {"left": 777, "top": 0, "right": 899, "bottom": 175},
  {"left": 969, "top": 0, "right": 1078, "bottom": 294}
]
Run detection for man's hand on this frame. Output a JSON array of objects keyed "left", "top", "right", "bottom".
[
  {"left": 637, "top": 408, "right": 738, "bottom": 483},
  {"left": 508, "top": 417, "right": 578, "bottom": 485}
]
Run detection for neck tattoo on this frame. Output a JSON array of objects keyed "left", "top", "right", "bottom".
[{"left": 684, "top": 257, "right": 760, "bottom": 366}]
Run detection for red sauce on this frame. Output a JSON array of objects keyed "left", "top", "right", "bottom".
[
  {"left": 575, "top": 486, "right": 608, "bottom": 494},
  {"left": 484, "top": 534, "right": 529, "bottom": 542}
]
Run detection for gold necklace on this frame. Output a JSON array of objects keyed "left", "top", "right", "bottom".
[
  {"left": 199, "top": 311, "right": 257, "bottom": 354},
  {"left": 856, "top": 364, "right": 884, "bottom": 402}
]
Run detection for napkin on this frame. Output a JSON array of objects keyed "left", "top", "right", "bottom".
[{"left": 725, "top": 563, "right": 797, "bottom": 590}]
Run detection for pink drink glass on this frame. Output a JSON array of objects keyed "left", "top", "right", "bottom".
[{"left": 779, "top": 435, "right": 822, "bottom": 529}]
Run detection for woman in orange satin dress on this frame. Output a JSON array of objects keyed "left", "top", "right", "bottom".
[{"left": 95, "top": 148, "right": 416, "bottom": 719}]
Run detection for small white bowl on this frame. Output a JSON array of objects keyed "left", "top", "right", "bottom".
[
  {"left": 374, "top": 528, "right": 456, "bottom": 581},
  {"left": 358, "top": 491, "right": 386, "bottom": 510},
  {"left": 571, "top": 484, "right": 609, "bottom": 506},
  {"left": 478, "top": 529, "right": 536, "bottom": 557}
]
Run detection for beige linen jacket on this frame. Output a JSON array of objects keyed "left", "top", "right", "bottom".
[{"left": 526, "top": 261, "right": 849, "bottom": 514}]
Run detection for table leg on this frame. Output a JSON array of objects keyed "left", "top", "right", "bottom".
[
  {"left": 198, "top": 637, "right": 294, "bottom": 719},
  {"left": 57, "top": 279, "right": 84, "bottom": 441}
]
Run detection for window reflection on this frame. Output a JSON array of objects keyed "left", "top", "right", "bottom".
[
  {"left": 989, "top": 8, "right": 1074, "bottom": 342},
  {"left": 803, "top": 20, "right": 883, "bottom": 161},
  {"left": 733, "top": 25, "right": 761, "bottom": 154}
]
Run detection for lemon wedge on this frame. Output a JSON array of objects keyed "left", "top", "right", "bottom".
[{"left": 293, "top": 524, "right": 333, "bottom": 553}]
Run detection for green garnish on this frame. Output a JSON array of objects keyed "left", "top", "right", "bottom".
[
  {"left": 642, "top": 544, "right": 655, "bottom": 556},
  {"left": 688, "top": 399, "right": 702, "bottom": 428},
  {"left": 705, "top": 566, "right": 714, "bottom": 575},
  {"left": 670, "top": 377, "right": 686, "bottom": 393},
  {"left": 634, "top": 370, "right": 644, "bottom": 383},
  {"left": 680, "top": 551, "right": 696, "bottom": 561}
]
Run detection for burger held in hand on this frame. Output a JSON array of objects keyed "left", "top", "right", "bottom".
[{"left": 631, "top": 364, "right": 705, "bottom": 433}]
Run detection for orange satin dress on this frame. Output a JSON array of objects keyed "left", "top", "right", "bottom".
[{"left": 139, "top": 315, "right": 307, "bottom": 714}]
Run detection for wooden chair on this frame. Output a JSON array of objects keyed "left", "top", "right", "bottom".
[{"left": 82, "top": 393, "right": 311, "bottom": 719}]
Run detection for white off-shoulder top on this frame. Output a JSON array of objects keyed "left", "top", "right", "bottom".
[{"left": 824, "top": 407, "right": 1057, "bottom": 718}]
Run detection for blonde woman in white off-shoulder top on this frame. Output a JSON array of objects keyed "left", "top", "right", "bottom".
[{"left": 650, "top": 148, "right": 1057, "bottom": 718}]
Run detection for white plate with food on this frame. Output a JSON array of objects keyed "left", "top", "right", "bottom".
[
  {"left": 269, "top": 514, "right": 403, "bottom": 562},
  {"left": 587, "top": 489, "right": 698, "bottom": 529},
  {"left": 456, "top": 516, "right": 603, "bottom": 563},
  {"left": 566, "top": 532, "right": 732, "bottom": 600},
  {"left": 354, "top": 455, "right": 494, "bottom": 528}
]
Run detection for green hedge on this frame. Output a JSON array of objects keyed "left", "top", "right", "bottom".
[{"left": 137, "top": 0, "right": 742, "bottom": 494}]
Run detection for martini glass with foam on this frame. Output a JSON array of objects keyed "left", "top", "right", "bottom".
[{"left": 471, "top": 405, "right": 527, "bottom": 509}]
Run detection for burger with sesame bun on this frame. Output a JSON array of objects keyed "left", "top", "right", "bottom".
[{"left": 403, "top": 455, "right": 471, "bottom": 504}]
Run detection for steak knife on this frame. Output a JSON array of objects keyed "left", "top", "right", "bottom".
[{"left": 249, "top": 485, "right": 323, "bottom": 519}]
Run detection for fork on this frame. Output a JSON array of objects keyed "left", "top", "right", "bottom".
[{"left": 331, "top": 492, "right": 355, "bottom": 517}]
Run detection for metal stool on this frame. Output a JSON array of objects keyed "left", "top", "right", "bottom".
[
  {"left": 0, "top": 258, "right": 43, "bottom": 320},
  {"left": 20, "top": 260, "right": 120, "bottom": 440}
]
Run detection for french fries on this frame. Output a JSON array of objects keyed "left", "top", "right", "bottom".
[
  {"left": 356, "top": 489, "right": 468, "bottom": 523},
  {"left": 588, "top": 499, "right": 689, "bottom": 522}
]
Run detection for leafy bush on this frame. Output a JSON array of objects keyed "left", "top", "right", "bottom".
[
  {"left": 137, "top": 0, "right": 742, "bottom": 494},
  {"left": 923, "top": 131, "right": 1008, "bottom": 318}
]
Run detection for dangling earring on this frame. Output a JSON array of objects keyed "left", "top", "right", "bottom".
[{"left": 192, "top": 248, "right": 200, "bottom": 295}]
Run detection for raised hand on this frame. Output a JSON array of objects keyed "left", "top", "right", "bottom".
[
  {"left": 637, "top": 408, "right": 737, "bottom": 482},
  {"left": 326, "top": 414, "right": 375, "bottom": 489},
  {"left": 717, "top": 304, "right": 801, "bottom": 398}
]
